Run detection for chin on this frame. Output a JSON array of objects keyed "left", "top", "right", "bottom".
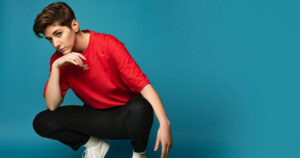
[{"left": 62, "top": 50, "right": 71, "bottom": 55}]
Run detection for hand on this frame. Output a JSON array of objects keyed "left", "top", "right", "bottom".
[
  {"left": 53, "top": 52, "right": 86, "bottom": 68},
  {"left": 154, "top": 122, "right": 173, "bottom": 158}
]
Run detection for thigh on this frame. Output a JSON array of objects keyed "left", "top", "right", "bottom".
[{"left": 53, "top": 105, "right": 130, "bottom": 139}]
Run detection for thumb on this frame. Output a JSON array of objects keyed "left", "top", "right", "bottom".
[{"left": 154, "top": 136, "right": 160, "bottom": 151}]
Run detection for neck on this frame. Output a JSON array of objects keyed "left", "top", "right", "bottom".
[{"left": 73, "top": 31, "right": 90, "bottom": 53}]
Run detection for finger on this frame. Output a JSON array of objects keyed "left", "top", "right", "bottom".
[
  {"left": 75, "top": 56, "right": 84, "bottom": 67},
  {"left": 66, "top": 56, "right": 80, "bottom": 66},
  {"left": 165, "top": 144, "right": 169, "bottom": 157},
  {"left": 169, "top": 143, "right": 173, "bottom": 152},
  {"left": 70, "top": 58, "right": 80, "bottom": 66},
  {"left": 166, "top": 144, "right": 169, "bottom": 154},
  {"left": 68, "top": 55, "right": 81, "bottom": 66},
  {"left": 161, "top": 144, "right": 166, "bottom": 158},
  {"left": 72, "top": 52, "right": 86, "bottom": 60},
  {"left": 72, "top": 56, "right": 83, "bottom": 67},
  {"left": 154, "top": 137, "right": 160, "bottom": 151},
  {"left": 68, "top": 58, "right": 78, "bottom": 66},
  {"left": 78, "top": 53, "right": 86, "bottom": 60}
]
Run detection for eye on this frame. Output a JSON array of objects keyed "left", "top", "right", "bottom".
[{"left": 56, "top": 32, "right": 62, "bottom": 37}]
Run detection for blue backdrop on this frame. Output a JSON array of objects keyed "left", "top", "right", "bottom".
[{"left": 0, "top": 0, "right": 299, "bottom": 158}]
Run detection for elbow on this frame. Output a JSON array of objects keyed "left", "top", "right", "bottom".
[
  {"left": 140, "top": 84, "right": 151, "bottom": 95},
  {"left": 47, "top": 104, "right": 58, "bottom": 111},
  {"left": 48, "top": 106, "right": 57, "bottom": 111},
  {"left": 48, "top": 108, "right": 56, "bottom": 112},
  {"left": 45, "top": 96, "right": 63, "bottom": 111},
  {"left": 45, "top": 100, "right": 62, "bottom": 112}
]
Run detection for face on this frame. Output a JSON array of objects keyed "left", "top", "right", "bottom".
[{"left": 44, "top": 20, "right": 79, "bottom": 55}]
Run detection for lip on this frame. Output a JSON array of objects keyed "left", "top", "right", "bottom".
[{"left": 58, "top": 48, "right": 64, "bottom": 52}]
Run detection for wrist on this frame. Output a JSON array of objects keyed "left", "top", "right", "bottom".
[
  {"left": 52, "top": 61, "right": 61, "bottom": 69},
  {"left": 160, "top": 119, "right": 171, "bottom": 127}
]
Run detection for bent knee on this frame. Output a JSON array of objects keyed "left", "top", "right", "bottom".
[
  {"left": 126, "top": 96, "right": 153, "bottom": 115},
  {"left": 32, "top": 110, "right": 61, "bottom": 135}
]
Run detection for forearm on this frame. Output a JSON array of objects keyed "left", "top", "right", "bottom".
[
  {"left": 140, "top": 84, "right": 170, "bottom": 126},
  {"left": 45, "top": 64, "right": 63, "bottom": 111}
]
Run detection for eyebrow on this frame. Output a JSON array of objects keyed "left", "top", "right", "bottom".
[{"left": 45, "top": 29, "right": 62, "bottom": 40}]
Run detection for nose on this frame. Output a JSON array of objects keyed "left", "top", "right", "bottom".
[{"left": 52, "top": 39, "right": 61, "bottom": 50}]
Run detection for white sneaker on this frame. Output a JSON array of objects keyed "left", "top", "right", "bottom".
[
  {"left": 82, "top": 139, "right": 110, "bottom": 158},
  {"left": 132, "top": 151, "right": 147, "bottom": 158}
]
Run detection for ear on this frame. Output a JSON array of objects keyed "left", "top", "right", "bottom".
[{"left": 71, "top": 19, "right": 80, "bottom": 32}]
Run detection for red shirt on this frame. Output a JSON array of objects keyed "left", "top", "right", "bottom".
[{"left": 43, "top": 30, "right": 150, "bottom": 109}]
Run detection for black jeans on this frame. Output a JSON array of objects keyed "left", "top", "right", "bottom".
[{"left": 33, "top": 96, "right": 154, "bottom": 152}]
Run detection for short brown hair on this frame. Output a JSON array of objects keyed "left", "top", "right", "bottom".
[{"left": 33, "top": 2, "right": 76, "bottom": 38}]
